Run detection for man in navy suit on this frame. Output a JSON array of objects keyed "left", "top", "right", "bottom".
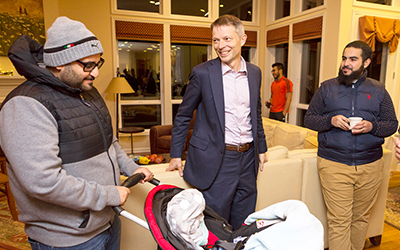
[{"left": 166, "top": 15, "right": 267, "bottom": 229}]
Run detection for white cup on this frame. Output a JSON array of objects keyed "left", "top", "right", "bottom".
[{"left": 349, "top": 117, "right": 363, "bottom": 129}]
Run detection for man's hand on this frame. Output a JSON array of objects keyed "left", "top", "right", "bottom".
[
  {"left": 259, "top": 153, "right": 268, "bottom": 171},
  {"left": 116, "top": 186, "right": 130, "bottom": 206},
  {"left": 394, "top": 138, "right": 400, "bottom": 161},
  {"left": 166, "top": 158, "right": 184, "bottom": 177},
  {"left": 331, "top": 115, "right": 351, "bottom": 131},
  {"left": 133, "top": 167, "right": 154, "bottom": 184},
  {"left": 351, "top": 120, "right": 372, "bottom": 134}
]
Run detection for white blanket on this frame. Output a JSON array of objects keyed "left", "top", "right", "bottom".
[{"left": 244, "top": 200, "right": 324, "bottom": 250}]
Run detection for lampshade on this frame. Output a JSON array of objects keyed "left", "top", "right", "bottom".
[{"left": 106, "top": 77, "right": 135, "bottom": 93}]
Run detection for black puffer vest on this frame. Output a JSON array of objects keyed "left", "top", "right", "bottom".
[{"left": 317, "top": 72, "right": 385, "bottom": 166}]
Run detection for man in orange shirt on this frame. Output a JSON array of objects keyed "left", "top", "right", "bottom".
[{"left": 265, "top": 63, "right": 293, "bottom": 122}]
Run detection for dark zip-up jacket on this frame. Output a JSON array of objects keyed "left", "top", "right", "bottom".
[
  {"left": 304, "top": 71, "right": 398, "bottom": 166},
  {"left": 0, "top": 35, "right": 139, "bottom": 247}
]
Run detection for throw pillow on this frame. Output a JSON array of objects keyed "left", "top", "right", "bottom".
[{"left": 273, "top": 124, "right": 308, "bottom": 151}]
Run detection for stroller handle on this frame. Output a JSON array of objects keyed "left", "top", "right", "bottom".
[{"left": 113, "top": 173, "right": 161, "bottom": 215}]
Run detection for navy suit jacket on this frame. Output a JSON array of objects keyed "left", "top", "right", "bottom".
[{"left": 170, "top": 57, "right": 267, "bottom": 190}]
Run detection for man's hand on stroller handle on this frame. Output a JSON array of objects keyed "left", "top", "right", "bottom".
[
  {"left": 133, "top": 167, "right": 154, "bottom": 184},
  {"left": 116, "top": 186, "right": 131, "bottom": 206},
  {"left": 166, "top": 158, "right": 184, "bottom": 177}
]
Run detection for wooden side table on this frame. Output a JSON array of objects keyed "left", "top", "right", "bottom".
[{"left": 118, "top": 127, "right": 145, "bottom": 154}]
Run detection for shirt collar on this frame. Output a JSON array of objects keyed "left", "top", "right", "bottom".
[{"left": 221, "top": 57, "right": 247, "bottom": 75}]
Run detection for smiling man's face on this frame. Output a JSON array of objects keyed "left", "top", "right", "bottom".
[{"left": 212, "top": 24, "right": 247, "bottom": 71}]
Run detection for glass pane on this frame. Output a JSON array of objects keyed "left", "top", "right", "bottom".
[
  {"left": 117, "top": 0, "right": 160, "bottom": 13},
  {"left": 274, "top": 43, "right": 289, "bottom": 77},
  {"left": 171, "top": 44, "right": 208, "bottom": 99},
  {"left": 303, "top": 0, "right": 324, "bottom": 11},
  {"left": 299, "top": 38, "right": 321, "bottom": 106},
  {"left": 118, "top": 40, "right": 160, "bottom": 100},
  {"left": 171, "top": 0, "right": 208, "bottom": 17},
  {"left": 275, "top": 0, "right": 290, "bottom": 20},
  {"left": 219, "top": 0, "right": 253, "bottom": 21},
  {"left": 296, "top": 108, "right": 308, "bottom": 128},
  {"left": 241, "top": 46, "right": 251, "bottom": 62},
  {"left": 357, "top": 0, "right": 392, "bottom": 5},
  {"left": 121, "top": 105, "right": 161, "bottom": 129},
  {"left": 366, "top": 41, "right": 388, "bottom": 84},
  {"left": 173, "top": 104, "right": 180, "bottom": 123}
]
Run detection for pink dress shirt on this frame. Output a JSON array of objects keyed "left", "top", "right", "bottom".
[{"left": 222, "top": 57, "right": 253, "bottom": 146}]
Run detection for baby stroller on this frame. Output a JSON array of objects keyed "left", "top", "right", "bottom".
[
  {"left": 115, "top": 173, "right": 324, "bottom": 250},
  {"left": 114, "top": 173, "right": 269, "bottom": 250}
]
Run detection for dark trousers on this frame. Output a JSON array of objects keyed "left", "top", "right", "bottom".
[
  {"left": 269, "top": 111, "right": 285, "bottom": 122},
  {"left": 201, "top": 146, "right": 257, "bottom": 230}
]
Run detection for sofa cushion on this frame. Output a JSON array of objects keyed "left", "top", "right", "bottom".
[
  {"left": 266, "top": 145, "right": 289, "bottom": 160},
  {"left": 288, "top": 148, "right": 317, "bottom": 159},
  {"left": 273, "top": 124, "right": 308, "bottom": 151},
  {"left": 303, "top": 136, "right": 318, "bottom": 149},
  {"left": 263, "top": 123, "right": 277, "bottom": 148}
]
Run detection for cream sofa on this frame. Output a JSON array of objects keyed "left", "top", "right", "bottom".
[{"left": 119, "top": 119, "right": 392, "bottom": 249}]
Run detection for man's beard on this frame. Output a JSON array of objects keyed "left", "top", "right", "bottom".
[
  {"left": 338, "top": 65, "right": 364, "bottom": 87},
  {"left": 59, "top": 65, "right": 94, "bottom": 91}
]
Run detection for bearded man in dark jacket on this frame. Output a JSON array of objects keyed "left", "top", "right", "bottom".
[
  {"left": 0, "top": 17, "right": 153, "bottom": 250},
  {"left": 304, "top": 40, "right": 398, "bottom": 250}
]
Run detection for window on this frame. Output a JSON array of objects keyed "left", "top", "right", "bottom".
[
  {"left": 117, "top": 0, "right": 160, "bottom": 13},
  {"left": 171, "top": 44, "right": 208, "bottom": 99},
  {"left": 366, "top": 40, "right": 388, "bottom": 84},
  {"left": 219, "top": 0, "right": 253, "bottom": 21},
  {"left": 357, "top": 0, "right": 392, "bottom": 5},
  {"left": 118, "top": 40, "right": 160, "bottom": 100},
  {"left": 118, "top": 40, "right": 161, "bottom": 128},
  {"left": 303, "top": 0, "right": 324, "bottom": 10},
  {"left": 274, "top": 43, "right": 289, "bottom": 76},
  {"left": 171, "top": 0, "right": 208, "bottom": 17},
  {"left": 275, "top": 0, "right": 290, "bottom": 20},
  {"left": 121, "top": 105, "right": 161, "bottom": 129},
  {"left": 299, "top": 38, "right": 321, "bottom": 106}
]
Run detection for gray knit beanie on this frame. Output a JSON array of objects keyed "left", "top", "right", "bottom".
[{"left": 43, "top": 16, "right": 103, "bottom": 67}]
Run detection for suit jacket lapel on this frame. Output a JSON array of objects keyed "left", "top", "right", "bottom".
[{"left": 208, "top": 58, "right": 225, "bottom": 133}]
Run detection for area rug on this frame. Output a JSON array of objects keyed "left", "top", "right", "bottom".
[
  {"left": 0, "top": 199, "right": 30, "bottom": 250},
  {"left": 385, "top": 186, "right": 400, "bottom": 230}
]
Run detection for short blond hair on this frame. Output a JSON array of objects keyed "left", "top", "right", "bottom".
[{"left": 211, "top": 15, "right": 244, "bottom": 38}]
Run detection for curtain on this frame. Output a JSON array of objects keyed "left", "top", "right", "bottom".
[
  {"left": 359, "top": 15, "right": 400, "bottom": 53},
  {"left": 267, "top": 26, "right": 289, "bottom": 46}
]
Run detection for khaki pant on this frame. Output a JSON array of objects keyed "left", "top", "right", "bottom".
[{"left": 317, "top": 157, "right": 383, "bottom": 250}]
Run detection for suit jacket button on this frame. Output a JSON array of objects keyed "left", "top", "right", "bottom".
[{"left": 220, "top": 150, "right": 223, "bottom": 154}]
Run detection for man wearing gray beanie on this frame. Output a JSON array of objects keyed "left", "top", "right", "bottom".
[{"left": 0, "top": 16, "right": 153, "bottom": 250}]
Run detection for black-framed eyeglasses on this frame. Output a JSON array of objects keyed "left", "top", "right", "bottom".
[{"left": 76, "top": 57, "right": 105, "bottom": 72}]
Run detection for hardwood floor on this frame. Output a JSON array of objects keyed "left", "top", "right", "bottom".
[{"left": 365, "top": 223, "right": 400, "bottom": 249}]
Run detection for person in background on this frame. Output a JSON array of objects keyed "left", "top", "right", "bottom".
[
  {"left": 0, "top": 17, "right": 153, "bottom": 250},
  {"left": 265, "top": 62, "right": 293, "bottom": 122},
  {"left": 166, "top": 14, "right": 267, "bottom": 230},
  {"left": 304, "top": 40, "right": 398, "bottom": 250}
]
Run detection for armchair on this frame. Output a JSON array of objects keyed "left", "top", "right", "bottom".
[{"left": 150, "top": 111, "right": 196, "bottom": 156}]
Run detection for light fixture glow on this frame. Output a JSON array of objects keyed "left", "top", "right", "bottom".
[
  {"left": 200, "top": 9, "right": 205, "bottom": 12},
  {"left": 204, "top": 12, "right": 209, "bottom": 17},
  {"left": 219, "top": 4, "right": 224, "bottom": 7},
  {"left": 155, "top": 1, "right": 160, "bottom": 5}
]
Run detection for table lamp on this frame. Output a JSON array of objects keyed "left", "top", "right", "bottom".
[{"left": 106, "top": 76, "right": 134, "bottom": 138}]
